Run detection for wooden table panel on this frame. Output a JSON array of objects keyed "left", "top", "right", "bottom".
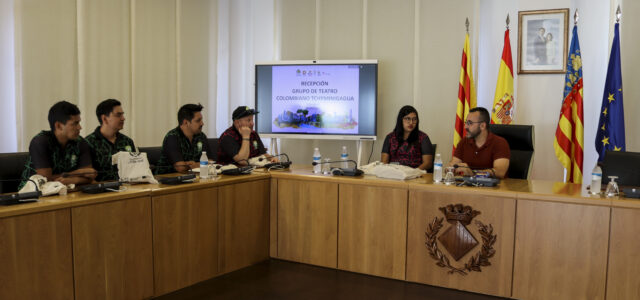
[
  {"left": 277, "top": 179, "right": 338, "bottom": 268},
  {"left": 218, "top": 179, "right": 270, "bottom": 274},
  {"left": 72, "top": 196, "right": 154, "bottom": 300},
  {"left": 338, "top": 184, "right": 407, "bottom": 280},
  {"left": 0, "top": 209, "right": 73, "bottom": 300},
  {"left": 406, "top": 189, "right": 515, "bottom": 298},
  {"left": 512, "top": 199, "right": 609, "bottom": 300},
  {"left": 152, "top": 187, "right": 218, "bottom": 296},
  {"left": 270, "top": 178, "right": 278, "bottom": 257},
  {"left": 607, "top": 207, "right": 640, "bottom": 300}
]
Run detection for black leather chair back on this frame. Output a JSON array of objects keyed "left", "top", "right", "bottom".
[
  {"left": 208, "top": 138, "right": 218, "bottom": 161},
  {"left": 602, "top": 150, "right": 640, "bottom": 187},
  {"left": 427, "top": 144, "right": 437, "bottom": 173},
  {"left": 489, "top": 124, "right": 535, "bottom": 179},
  {"left": 0, "top": 152, "right": 29, "bottom": 193},
  {"left": 138, "top": 147, "right": 163, "bottom": 170}
]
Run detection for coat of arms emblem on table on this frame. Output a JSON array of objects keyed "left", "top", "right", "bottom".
[{"left": 425, "top": 204, "right": 497, "bottom": 275}]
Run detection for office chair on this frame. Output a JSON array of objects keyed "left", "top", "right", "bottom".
[
  {"left": 489, "top": 124, "right": 535, "bottom": 179},
  {"left": 602, "top": 150, "right": 640, "bottom": 187}
]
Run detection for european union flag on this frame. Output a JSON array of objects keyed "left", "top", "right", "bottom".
[{"left": 596, "top": 23, "right": 625, "bottom": 162}]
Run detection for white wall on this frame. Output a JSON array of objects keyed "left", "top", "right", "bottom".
[
  {"left": 0, "top": 0, "right": 17, "bottom": 152},
  {"left": 274, "top": 0, "right": 479, "bottom": 166}
]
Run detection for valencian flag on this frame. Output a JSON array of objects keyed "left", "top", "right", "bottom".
[
  {"left": 595, "top": 22, "right": 625, "bottom": 161},
  {"left": 453, "top": 31, "right": 476, "bottom": 153},
  {"left": 491, "top": 28, "right": 514, "bottom": 124},
  {"left": 554, "top": 25, "right": 584, "bottom": 183}
]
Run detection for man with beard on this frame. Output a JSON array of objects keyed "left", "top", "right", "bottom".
[
  {"left": 449, "top": 107, "right": 510, "bottom": 178},
  {"left": 85, "top": 99, "right": 136, "bottom": 181},
  {"left": 217, "top": 106, "right": 276, "bottom": 165},
  {"left": 19, "top": 101, "right": 96, "bottom": 189},
  {"left": 156, "top": 103, "right": 214, "bottom": 173}
]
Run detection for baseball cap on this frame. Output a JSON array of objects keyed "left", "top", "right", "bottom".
[{"left": 232, "top": 106, "right": 259, "bottom": 120}]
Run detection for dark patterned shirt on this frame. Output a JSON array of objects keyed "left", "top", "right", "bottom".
[
  {"left": 217, "top": 126, "right": 266, "bottom": 165},
  {"left": 19, "top": 130, "right": 92, "bottom": 189},
  {"left": 85, "top": 126, "right": 136, "bottom": 181},
  {"left": 155, "top": 127, "right": 213, "bottom": 174},
  {"left": 381, "top": 131, "right": 434, "bottom": 168}
]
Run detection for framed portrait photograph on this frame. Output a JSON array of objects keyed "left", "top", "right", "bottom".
[{"left": 518, "top": 8, "right": 569, "bottom": 74}]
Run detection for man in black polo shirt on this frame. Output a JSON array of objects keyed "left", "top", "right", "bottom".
[
  {"left": 217, "top": 106, "right": 276, "bottom": 165},
  {"left": 85, "top": 99, "right": 136, "bottom": 181},
  {"left": 19, "top": 101, "right": 96, "bottom": 189},
  {"left": 156, "top": 103, "right": 214, "bottom": 174}
]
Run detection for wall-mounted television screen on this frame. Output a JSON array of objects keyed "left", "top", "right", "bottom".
[{"left": 255, "top": 60, "right": 377, "bottom": 140}]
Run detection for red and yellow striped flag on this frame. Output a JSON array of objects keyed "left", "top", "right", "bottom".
[
  {"left": 453, "top": 32, "right": 476, "bottom": 153},
  {"left": 554, "top": 25, "right": 583, "bottom": 183},
  {"left": 491, "top": 29, "right": 514, "bottom": 124}
]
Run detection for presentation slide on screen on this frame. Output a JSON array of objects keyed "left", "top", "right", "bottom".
[{"left": 271, "top": 65, "right": 359, "bottom": 134}]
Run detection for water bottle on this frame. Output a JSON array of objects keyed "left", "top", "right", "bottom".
[
  {"left": 590, "top": 165, "right": 602, "bottom": 194},
  {"left": 341, "top": 146, "right": 349, "bottom": 169},
  {"left": 200, "top": 151, "right": 209, "bottom": 179},
  {"left": 433, "top": 153, "right": 443, "bottom": 183},
  {"left": 313, "top": 148, "right": 322, "bottom": 174}
]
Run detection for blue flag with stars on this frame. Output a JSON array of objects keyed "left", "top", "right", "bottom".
[{"left": 596, "top": 23, "right": 625, "bottom": 162}]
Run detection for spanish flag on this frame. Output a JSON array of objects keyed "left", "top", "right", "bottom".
[
  {"left": 554, "top": 25, "right": 584, "bottom": 183},
  {"left": 453, "top": 32, "right": 476, "bottom": 153},
  {"left": 491, "top": 28, "right": 514, "bottom": 124}
]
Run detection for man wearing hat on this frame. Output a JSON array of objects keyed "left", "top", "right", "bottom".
[{"left": 217, "top": 106, "right": 275, "bottom": 165}]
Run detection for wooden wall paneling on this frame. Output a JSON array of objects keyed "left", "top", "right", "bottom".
[
  {"left": 0, "top": 209, "right": 73, "bottom": 300},
  {"left": 152, "top": 187, "right": 218, "bottom": 296},
  {"left": 277, "top": 179, "right": 338, "bottom": 268},
  {"left": 270, "top": 178, "right": 278, "bottom": 257},
  {"left": 512, "top": 199, "right": 609, "bottom": 300},
  {"left": 406, "top": 189, "right": 516, "bottom": 298},
  {"left": 606, "top": 207, "right": 640, "bottom": 300},
  {"left": 218, "top": 179, "right": 270, "bottom": 274},
  {"left": 338, "top": 183, "right": 407, "bottom": 280},
  {"left": 72, "top": 197, "right": 154, "bottom": 300}
]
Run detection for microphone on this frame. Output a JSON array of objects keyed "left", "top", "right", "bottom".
[
  {"left": 264, "top": 153, "right": 292, "bottom": 169},
  {"left": 61, "top": 170, "right": 98, "bottom": 178},
  {"left": 311, "top": 159, "right": 363, "bottom": 176},
  {"left": 158, "top": 173, "right": 197, "bottom": 185},
  {"left": 0, "top": 178, "right": 42, "bottom": 206},
  {"left": 452, "top": 164, "right": 472, "bottom": 169},
  {"left": 79, "top": 181, "right": 123, "bottom": 194},
  {"left": 220, "top": 161, "right": 254, "bottom": 175}
]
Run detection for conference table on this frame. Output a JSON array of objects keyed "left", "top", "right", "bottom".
[{"left": 1, "top": 165, "right": 638, "bottom": 299}]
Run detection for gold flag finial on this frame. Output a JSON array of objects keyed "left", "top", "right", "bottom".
[
  {"left": 506, "top": 14, "right": 510, "bottom": 29},
  {"left": 616, "top": 5, "right": 621, "bottom": 23},
  {"left": 465, "top": 18, "right": 470, "bottom": 33},
  {"left": 574, "top": 9, "right": 579, "bottom": 25}
]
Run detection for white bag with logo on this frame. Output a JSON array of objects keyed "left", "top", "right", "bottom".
[
  {"left": 112, "top": 152, "right": 158, "bottom": 184},
  {"left": 19, "top": 174, "right": 68, "bottom": 196}
]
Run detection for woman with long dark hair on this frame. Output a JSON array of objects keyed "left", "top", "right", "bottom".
[{"left": 381, "top": 105, "right": 434, "bottom": 170}]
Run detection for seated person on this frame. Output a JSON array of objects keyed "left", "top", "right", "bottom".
[
  {"left": 19, "top": 101, "right": 96, "bottom": 189},
  {"left": 381, "top": 105, "right": 434, "bottom": 170},
  {"left": 449, "top": 107, "right": 510, "bottom": 179},
  {"left": 217, "top": 106, "right": 276, "bottom": 166},
  {"left": 85, "top": 99, "right": 136, "bottom": 181},
  {"left": 156, "top": 103, "right": 214, "bottom": 174}
]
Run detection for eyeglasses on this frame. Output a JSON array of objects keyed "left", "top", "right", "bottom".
[
  {"left": 465, "top": 120, "right": 483, "bottom": 126},
  {"left": 403, "top": 117, "right": 418, "bottom": 123}
]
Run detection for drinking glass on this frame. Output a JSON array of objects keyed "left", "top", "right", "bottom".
[
  {"left": 444, "top": 167, "right": 455, "bottom": 185},
  {"left": 605, "top": 176, "right": 619, "bottom": 197},
  {"left": 322, "top": 158, "right": 332, "bottom": 175}
]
